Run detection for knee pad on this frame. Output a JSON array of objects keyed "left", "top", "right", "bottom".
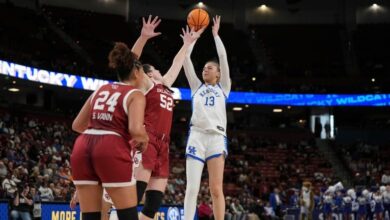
[
  {"left": 116, "top": 206, "right": 138, "bottom": 220},
  {"left": 136, "top": 181, "right": 148, "bottom": 204},
  {"left": 82, "top": 212, "right": 101, "bottom": 220},
  {"left": 142, "top": 190, "right": 164, "bottom": 218}
]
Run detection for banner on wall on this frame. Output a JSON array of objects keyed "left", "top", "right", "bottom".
[
  {"left": 0, "top": 201, "right": 186, "bottom": 220},
  {"left": 41, "top": 202, "right": 185, "bottom": 220},
  {"left": 1, "top": 59, "right": 390, "bottom": 106}
]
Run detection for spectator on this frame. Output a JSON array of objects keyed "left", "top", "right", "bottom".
[
  {"left": 264, "top": 202, "right": 278, "bottom": 220},
  {"left": 30, "top": 186, "right": 42, "bottom": 220},
  {"left": 381, "top": 170, "right": 390, "bottom": 185},
  {"left": 289, "top": 189, "right": 300, "bottom": 208},
  {"left": 225, "top": 197, "right": 233, "bottom": 220},
  {"left": 198, "top": 197, "right": 213, "bottom": 220},
  {"left": 11, "top": 185, "right": 33, "bottom": 220},
  {"left": 38, "top": 181, "right": 53, "bottom": 202},
  {"left": 2, "top": 173, "right": 18, "bottom": 198},
  {"left": 269, "top": 187, "right": 282, "bottom": 218},
  {"left": 231, "top": 198, "right": 246, "bottom": 220},
  {"left": 0, "top": 160, "right": 7, "bottom": 178}
]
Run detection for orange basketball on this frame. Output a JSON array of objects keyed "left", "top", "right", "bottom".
[{"left": 187, "top": 8, "right": 210, "bottom": 31}]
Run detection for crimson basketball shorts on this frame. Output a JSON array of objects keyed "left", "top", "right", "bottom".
[
  {"left": 71, "top": 133, "right": 135, "bottom": 187},
  {"left": 139, "top": 132, "right": 169, "bottom": 178}
]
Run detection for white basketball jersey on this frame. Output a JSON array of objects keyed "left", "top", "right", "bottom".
[{"left": 190, "top": 84, "right": 227, "bottom": 136}]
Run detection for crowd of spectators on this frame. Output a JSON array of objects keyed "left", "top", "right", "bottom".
[{"left": 336, "top": 141, "right": 390, "bottom": 188}]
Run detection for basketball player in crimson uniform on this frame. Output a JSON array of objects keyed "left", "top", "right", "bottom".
[
  {"left": 128, "top": 15, "right": 202, "bottom": 220},
  {"left": 70, "top": 42, "right": 150, "bottom": 220}
]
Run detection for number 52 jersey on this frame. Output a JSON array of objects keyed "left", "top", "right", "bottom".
[{"left": 144, "top": 83, "right": 174, "bottom": 136}]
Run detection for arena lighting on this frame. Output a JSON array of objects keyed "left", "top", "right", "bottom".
[
  {"left": 287, "top": 106, "right": 291, "bottom": 109},
  {"left": 233, "top": 107, "right": 243, "bottom": 111},
  {"left": 260, "top": 4, "right": 267, "bottom": 9},
  {"left": 371, "top": 78, "right": 376, "bottom": 82},
  {"left": 252, "top": 77, "right": 256, "bottom": 81},
  {"left": 197, "top": 2, "right": 204, "bottom": 7},
  {"left": 370, "top": 3, "right": 382, "bottom": 11},
  {"left": 245, "top": 104, "right": 249, "bottom": 108},
  {"left": 273, "top": 108, "right": 283, "bottom": 113},
  {"left": 2, "top": 59, "right": 390, "bottom": 106},
  {"left": 12, "top": 80, "right": 16, "bottom": 84},
  {"left": 8, "top": 87, "right": 20, "bottom": 92}
]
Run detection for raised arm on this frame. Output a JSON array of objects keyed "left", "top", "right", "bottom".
[
  {"left": 131, "top": 15, "right": 161, "bottom": 59},
  {"left": 183, "top": 28, "right": 205, "bottom": 94},
  {"left": 162, "top": 26, "right": 201, "bottom": 88},
  {"left": 212, "top": 15, "right": 231, "bottom": 96}
]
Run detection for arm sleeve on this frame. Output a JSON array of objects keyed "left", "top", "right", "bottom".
[
  {"left": 183, "top": 41, "right": 202, "bottom": 95},
  {"left": 214, "top": 35, "right": 231, "bottom": 97}
]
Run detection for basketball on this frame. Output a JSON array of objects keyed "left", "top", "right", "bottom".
[{"left": 187, "top": 8, "right": 210, "bottom": 31}]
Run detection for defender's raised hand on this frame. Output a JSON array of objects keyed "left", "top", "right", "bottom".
[
  {"left": 181, "top": 26, "right": 203, "bottom": 46},
  {"left": 141, "top": 15, "right": 162, "bottom": 39}
]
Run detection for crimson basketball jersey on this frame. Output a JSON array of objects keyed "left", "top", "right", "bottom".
[
  {"left": 144, "top": 83, "right": 174, "bottom": 136},
  {"left": 88, "top": 83, "right": 139, "bottom": 140}
]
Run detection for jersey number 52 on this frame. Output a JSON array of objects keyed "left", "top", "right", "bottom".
[{"left": 160, "top": 94, "right": 173, "bottom": 111}]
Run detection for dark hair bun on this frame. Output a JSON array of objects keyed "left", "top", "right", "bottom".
[
  {"left": 109, "top": 42, "right": 131, "bottom": 69},
  {"left": 108, "top": 42, "right": 139, "bottom": 81}
]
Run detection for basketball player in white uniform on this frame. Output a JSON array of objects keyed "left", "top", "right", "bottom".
[{"left": 183, "top": 15, "right": 231, "bottom": 220}]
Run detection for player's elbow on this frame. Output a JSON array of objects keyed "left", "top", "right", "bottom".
[{"left": 72, "top": 121, "right": 84, "bottom": 133}]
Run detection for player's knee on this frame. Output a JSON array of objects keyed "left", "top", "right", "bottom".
[
  {"left": 185, "top": 183, "right": 200, "bottom": 197},
  {"left": 209, "top": 184, "right": 224, "bottom": 199},
  {"left": 142, "top": 190, "right": 163, "bottom": 218}
]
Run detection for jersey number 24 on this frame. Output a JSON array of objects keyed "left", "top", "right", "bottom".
[{"left": 93, "top": 91, "right": 121, "bottom": 112}]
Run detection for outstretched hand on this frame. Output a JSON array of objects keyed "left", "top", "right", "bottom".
[
  {"left": 212, "top": 15, "right": 221, "bottom": 37},
  {"left": 181, "top": 26, "right": 204, "bottom": 45},
  {"left": 141, "top": 15, "right": 162, "bottom": 39}
]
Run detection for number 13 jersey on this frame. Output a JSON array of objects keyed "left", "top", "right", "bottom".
[
  {"left": 144, "top": 83, "right": 174, "bottom": 136},
  {"left": 191, "top": 84, "right": 227, "bottom": 136}
]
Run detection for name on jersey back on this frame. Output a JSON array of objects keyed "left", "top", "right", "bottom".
[{"left": 92, "top": 112, "right": 113, "bottom": 121}]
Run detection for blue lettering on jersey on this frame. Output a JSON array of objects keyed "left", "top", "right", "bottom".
[
  {"left": 199, "top": 87, "right": 221, "bottom": 98},
  {"left": 205, "top": 96, "right": 215, "bottom": 106}
]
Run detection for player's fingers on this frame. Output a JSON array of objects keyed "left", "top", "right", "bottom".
[
  {"left": 142, "top": 17, "right": 146, "bottom": 26},
  {"left": 147, "top": 14, "right": 152, "bottom": 24},
  {"left": 154, "top": 32, "right": 162, "bottom": 36},
  {"left": 154, "top": 19, "right": 162, "bottom": 27},
  {"left": 180, "top": 34, "right": 184, "bottom": 39},
  {"left": 152, "top": 15, "right": 159, "bottom": 24}
]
